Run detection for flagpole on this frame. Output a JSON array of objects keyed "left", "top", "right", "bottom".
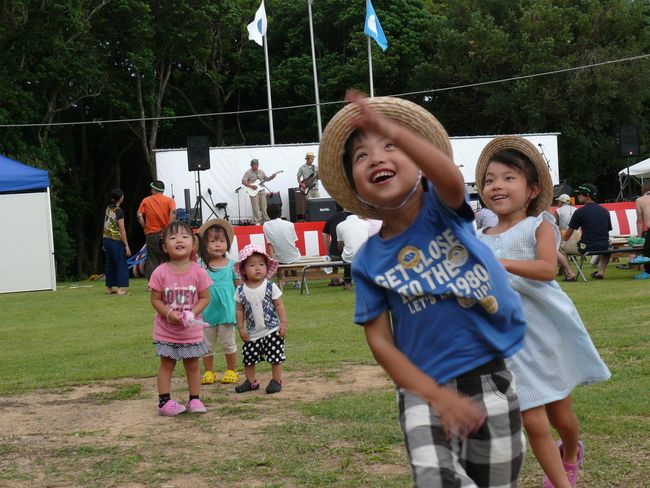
[
  {"left": 307, "top": 0, "right": 322, "bottom": 140},
  {"left": 367, "top": 37, "right": 374, "bottom": 97},
  {"left": 263, "top": 33, "right": 275, "bottom": 145}
]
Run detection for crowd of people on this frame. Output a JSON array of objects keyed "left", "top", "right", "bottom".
[{"left": 104, "top": 92, "right": 650, "bottom": 487}]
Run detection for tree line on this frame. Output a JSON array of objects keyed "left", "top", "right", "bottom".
[{"left": 1, "top": 0, "right": 649, "bottom": 279}]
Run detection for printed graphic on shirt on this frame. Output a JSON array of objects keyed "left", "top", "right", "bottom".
[
  {"left": 377, "top": 228, "right": 498, "bottom": 315},
  {"left": 163, "top": 285, "right": 198, "bottom": 312}
]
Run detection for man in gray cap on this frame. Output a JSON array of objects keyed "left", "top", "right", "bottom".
[{"left": 241, "top": 159, "right": 280, "bottom": 224}]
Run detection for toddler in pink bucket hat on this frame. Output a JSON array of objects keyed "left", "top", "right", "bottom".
[{"left": 234, "top": 244, "right": 279, "bottom": 281}]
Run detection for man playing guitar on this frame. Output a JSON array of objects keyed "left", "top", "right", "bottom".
[
  {"left": 242, "top": 159, "right": 281, "bottom": 224},
  {"left": 297, "top": 152, "right": 320, "bottom": 198}
]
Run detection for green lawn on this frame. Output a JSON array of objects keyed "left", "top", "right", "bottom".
[{"left": 1, "top": 266, "right": 649, "bottom": 486}]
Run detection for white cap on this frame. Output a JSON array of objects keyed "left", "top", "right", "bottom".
[{"left": 557, "top": 194, "right": 571, "bottom": 204}]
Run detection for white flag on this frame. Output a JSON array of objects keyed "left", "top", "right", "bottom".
[{"left": 247, "top": 0, "right": 267, "bottom": 46}]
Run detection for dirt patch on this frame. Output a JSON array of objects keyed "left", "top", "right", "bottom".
[{"left": 0, "top": 365, "right": 398, "bottom": 487}]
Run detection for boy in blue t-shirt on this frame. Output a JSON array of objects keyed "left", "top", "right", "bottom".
[{"left": 318, "top": 91, "right": 527, "bottom": 487}]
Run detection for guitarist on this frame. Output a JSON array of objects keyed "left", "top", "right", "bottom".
[
  {"left": 242, "top": 159, "right": 278, "bottom": 224},
  {"left": 297, "top": 152, "right": 320, "bottom": 199}
]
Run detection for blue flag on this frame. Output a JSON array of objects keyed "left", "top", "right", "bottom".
[
  {"left": 247, "top": 0, "right": 267, "bottom": 46},
  {"left": 364, "top": 0, "right": 387, "bottom": 51}
]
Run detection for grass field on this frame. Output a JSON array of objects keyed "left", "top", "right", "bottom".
[{"left": 0, "top": 265, "right": 648, "bottom": 487}]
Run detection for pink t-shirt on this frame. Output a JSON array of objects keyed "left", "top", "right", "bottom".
[{"left": 149, "top": 261, "right": 212, "bottom": 344}]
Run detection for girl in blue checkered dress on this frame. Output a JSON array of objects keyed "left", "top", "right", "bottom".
[
  {"left": 476, "top": 138, "right": 610, "bottom": 488},
  {"left": 232, "top": 244, "right": 287, "bottom": 395}
]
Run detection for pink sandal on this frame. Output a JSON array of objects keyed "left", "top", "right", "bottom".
[
  {"left": 542, "top": 440, "right": 585, "bottom": 487},
  {"left": 157, "top": 399, "right": 186, "bottom": 416},
  {"left": 186, "top": 398, "right": 207, "bottom": 414}
]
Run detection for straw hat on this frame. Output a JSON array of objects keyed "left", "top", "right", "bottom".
[
  {"left": 319, "top": 97, "right": 452, "bottom": 219},
  {"left": 475, "top": 136, "right": 553, "bottom": 216},
  {"left": 305, "top": 152, "right": 315, "bottom": 159},
  {"left": 197, "top": 218, "right": 234, "bottom": 245},
  {"left": 233, "top": 244, "right": 279, "bottom": 281}
]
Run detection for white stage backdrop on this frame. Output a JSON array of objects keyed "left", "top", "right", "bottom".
[{"left": 155, "top": 134, "right": 559, "bottom": 222}]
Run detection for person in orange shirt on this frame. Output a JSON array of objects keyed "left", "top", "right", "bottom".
[{"left": 137, "top": 180, "right": 177, "bottom": 280}]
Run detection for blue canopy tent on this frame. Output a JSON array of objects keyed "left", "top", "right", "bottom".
[{"left": 0, "top": 154, "right": 56, "bottom": 293}]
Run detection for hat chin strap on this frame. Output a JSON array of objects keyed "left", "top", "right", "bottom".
[{"left": 358, "top": 171, "right": 423, "bottom": 211}]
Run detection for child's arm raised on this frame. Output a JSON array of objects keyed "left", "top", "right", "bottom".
[
  {"left": 364, "top": 310, "right": 486, "bottom": 438},
  {"left": 499, "top": 220, "right": 558, "bottom": 281},
  {"left": 345, "top": 90, "right": 465, "bottom": 210}
]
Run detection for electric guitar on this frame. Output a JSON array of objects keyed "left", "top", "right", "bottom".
[
  {"left": 243, "top": 171, "right": 283, "bottom": 197},
  {"left": 299, "top": 171, "right": 318, "bottom": 195}
]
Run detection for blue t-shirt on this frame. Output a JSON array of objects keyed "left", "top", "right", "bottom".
[{"left": 352, "top": 184, "right": 526, "bottom": 384}]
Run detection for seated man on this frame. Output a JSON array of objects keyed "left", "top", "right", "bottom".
[
  {"left": 558, "top": 183, "right": 612, "bottom": 281},
  {"left": 630, "top": 182, "right": 650, "bottom": 279},
  {"left": 322, "top": 203, "right": 349, "bottom": 286},
  {"left": 336, "top": 213, "right": 370, "bottom": 290},
  {"left": 263, "top": 204, "right": 300, "bottom": 264},
  {"left": 263, "top": 204, "right": 301, "bottom": 287}
]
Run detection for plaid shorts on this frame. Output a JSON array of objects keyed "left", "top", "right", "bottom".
[{"left": 399, "top": 360, "right": 524, "bottom": 487}]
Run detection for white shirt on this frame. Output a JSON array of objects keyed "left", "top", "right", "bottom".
[
  {"left": 336, "top": 214, "right": 370, "bottom": 263},
  {"left": 234, "top": 279, "right": 282, "bottom": 341},
  {"left": 365, "top": 218, "right": 383, "bottom": 236},
  {"left": 263, "top": 218, "right": 301, "bottom": 264},
  {"left": 475, "top": 208, "right": 499, "bottom": 229},
  {"left": 556, "top": 204, "right": 576, "bottom": 230}
]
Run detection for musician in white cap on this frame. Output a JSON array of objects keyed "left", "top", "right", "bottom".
[{"left": 297, "top": 152, "right": 320, "bottom": 199}]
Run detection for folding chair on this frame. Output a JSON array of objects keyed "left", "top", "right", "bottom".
[
  {"left": 572, "top": 246, "right": 642, "bottom": 283},
  {"left": 568, "top": 254, "right": 588, "bottom": 282}
]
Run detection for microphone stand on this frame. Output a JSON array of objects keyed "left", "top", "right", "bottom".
[
  {"left": 235, "top": 187, "right": 242, "bottom": 224},
  {"left": 538, "top": 143, "right": 551, "bottom": 170}
]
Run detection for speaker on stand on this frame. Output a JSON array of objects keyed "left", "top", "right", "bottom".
[
  {"left": 615, "top": 125, "right": 641, "bottom": 201},
  {"left": 186, "top": 136, "right": 211, "bottom": 226},
  {"left": 187, "top": 136, "right": 211, "bottom": 171}
]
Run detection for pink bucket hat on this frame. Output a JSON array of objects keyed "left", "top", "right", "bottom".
[{"left": 233, "top": 244, "right": 279, "bottom": 281}]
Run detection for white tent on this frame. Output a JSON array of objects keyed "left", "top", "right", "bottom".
[
  {"left": 618, "top": 157, "right": 650, "bottom": 178},
  {"left": 0, "top": 155, "right": 56, "bottom": 293},
  {"left": 618, "top": 157, "right": 650, "bottom": 199}
]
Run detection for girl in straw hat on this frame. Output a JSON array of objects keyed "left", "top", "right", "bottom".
[
  {"left": 196, "top": 219, "right": 241, "bottom": 386},
  {"left": 319, "top": 90, "right": 527, "bottom": 487},
  {"left": 475, "top": 137, "right": 610, "bottom": 488}
]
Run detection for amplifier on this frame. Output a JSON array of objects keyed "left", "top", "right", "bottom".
[
  {"left": 305, "top": 197, "right": 337, "bottom": 222},
  {"left": 266, "top": 191, "right": 282, "bottom": 207},
  {"left": 288, "top": 188, "right": 305, "bottom": 222}
]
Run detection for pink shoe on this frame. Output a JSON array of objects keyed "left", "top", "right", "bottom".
[
  {"left": 560, "top": 440, "right": 584, "bottom": 487},
  {"left": 186, "top": 398, "right": 207, "bottom": 414},
  {"left": 542, "top": 440, "right": 585, "bottom": 487},
  {"left": 157, "top": 400, "right": 186, "bottom": 417}
]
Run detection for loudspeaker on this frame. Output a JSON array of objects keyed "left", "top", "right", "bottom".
[
  {"left": 266, "top": 191, "right": 282, "bottom": 207},
  {"left": 306, "top": 197, "right": 337, "bottom": 222},
  {"left": 187, "top": 136, "right": 211, "bottom": 171},
  {"left": 288, "top": 188, "right": 306, "bottom": 222},
  {"left": 615, "top": 125, "right": 640, "bottom": 157}
]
